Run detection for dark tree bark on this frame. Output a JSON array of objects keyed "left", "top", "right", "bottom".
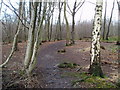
[
  {"left": 105, "top": 0, "right": 115, "bottom": 40},
  {"left": 102, "top": 0, "right": 107, "bottom": 40}
]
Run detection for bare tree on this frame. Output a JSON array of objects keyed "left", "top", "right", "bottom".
[
  {"left": 102, "top": 0, "right": 107, "bottom": 40},
  {"left": 24, "top": 1, "right": 38, "bottom": 72},
  {"left": 0, "top": 0, "right": 24, "bottom": 67},
  {"left": 57, "top": 2, "right": 63, "bottom": 40},
  {"left": 64, "top": 0, "right": 70, "bottom": 46},
  {"left": 45, "top": 2, "right": 55, "bottom": 41},
  {"left": 49, "top": 3, "right": 55, "bottom": 41},
  {"left": 24, "top": 1, "right": 47, "bottom": 75},
  {"left": 67, "top": 0, "right": 85, "bottom": 45},
  {"left": 89, "top": 0, "right": 104, "bottom": 77},
  {"left": 105, "top": 0, "right": 115, "bottom": 40},
  {"left": 27, "top": 3, "right": 46, "bottom": 75}
]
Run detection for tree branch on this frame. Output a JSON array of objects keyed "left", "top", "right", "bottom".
[
  {"left": 3, "top": 2, "right": 29, "bottom": 29},
  {"left": 0, "top": 0, "right": 3, "bottom": 13},
  {"left": 67, "top": 3, "right": 72, "bottom": 14},
  {"left": 116, "top": 0, "right": 120, "bottom": 10},
  {"left": 75, "top": 0, "right": 85, "bottom": 13},
  {"left": 86, "top": 1, "right": 96, "bottom": 5}
]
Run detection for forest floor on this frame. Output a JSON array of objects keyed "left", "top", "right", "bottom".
[{"left": 2, "top": 40, "right": 119, "bottom": 89}]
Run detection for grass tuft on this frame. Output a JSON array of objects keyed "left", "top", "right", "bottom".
[{"left": 58, "top": 62, "right": 80, "bottom": 69}]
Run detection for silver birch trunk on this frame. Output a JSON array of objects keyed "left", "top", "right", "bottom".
[{"left": 89, "top": 0, "right": 104, "bottom": 77}]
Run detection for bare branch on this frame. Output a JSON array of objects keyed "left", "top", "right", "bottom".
[
  {"left": 86, "top": 1, "right": 96, "bottom": 5},
  {"left": 67, "top": 3, "right": 72, "bottom": 14},
  {"left": 75, "top": 0, "right": 85, "bottom": 13},
  {"left": 76, "top": 0, "right": 83, "bottom": 8},
  {"left": 3, "top": 2, "right": 29, "bottom": 29},
  {"left": 116, "top": 0, "right": 120, "bottom": 10},
  {"left": 0, "top": 0, "right": 3, "bottom": 13}
]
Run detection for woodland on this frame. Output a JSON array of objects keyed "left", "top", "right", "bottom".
[{"left": 0, "top": 0, "right": 120, "bottom": 89}]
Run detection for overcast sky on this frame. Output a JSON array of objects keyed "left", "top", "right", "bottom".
[{"left": 1, "top": 0, "right": 119, "bottom": 24}]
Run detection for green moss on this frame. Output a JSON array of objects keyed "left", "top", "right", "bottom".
[
  {"left": 89, "top": 62, "right": 104, "bottom": 78},
  {"left": 85, "top": 76, "right": 117, "bottom": 88},
  {"left": 61, "top": 72, "right": 117, "bottom": 88},
  {"left": 101, "top": 36, "right": 118, "bottom": 42},
  {"left": 58, "top": 62, "right": 79, "bottom": 68},
  {"left": 19, "top": 70, "right": 25, "bottom": 76},
  {"left": 116, "top": 78, "right": 120, "bottom": 87}
]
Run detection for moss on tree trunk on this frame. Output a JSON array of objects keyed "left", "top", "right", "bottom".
[{"left": 89, "top": 62, "right": 104, "bottom": 78}]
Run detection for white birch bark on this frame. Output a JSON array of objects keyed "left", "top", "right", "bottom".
[{"left": 89, "top": 0, "right": 103, "bottom": 77}]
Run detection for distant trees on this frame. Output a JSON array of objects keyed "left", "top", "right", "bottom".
[{"left": 89, "top": 0, "right": 104, "bottom": 77}]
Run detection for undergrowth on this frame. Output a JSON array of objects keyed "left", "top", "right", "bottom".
[{"left": 61, "top": 72, "right": 118, "bottom": 88}]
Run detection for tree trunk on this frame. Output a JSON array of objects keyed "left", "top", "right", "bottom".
[
  {"left": 23, "top": 1, "right": 27, "bottom": 42},
  {"left": 29, "top": 1, "right": 32, "bottom": 20},
  {"left": 70, "top": 1, "right": 76, "bottom": 45},
  {"left": 105, "top": 0, "right": 115, "bottom": 40},
  {"left": 71, "top": 12, "right": 75, "bottom": 44},
  {"left": 117, "top": 1, "right": 120, "bottom": 44},
  {"left": 102, "top": 0, "right": 107, "bottom": 40},
  {"left": 64, "top": 0, "right": 70, "bottom": 46},
  {"left": 50, "top": 11, "right": 54, "bottom": 41},
  {"left": 58, "top": 2, "right": 63, "bottom": 40},
  {"left": 24, "top": 1, "right": 38, "bottom": 70},
  {"left": 89, "top": 0, "right": 104, "bottom": 77},
  {"left": 0, "top": 1, "right": 23, "bottom": 67},
  {"left": 14, "top": 1, "right": 24, "bottom": 51},
  {"left": 27, "top": 2, "right": 46, "bottom": 75}
]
